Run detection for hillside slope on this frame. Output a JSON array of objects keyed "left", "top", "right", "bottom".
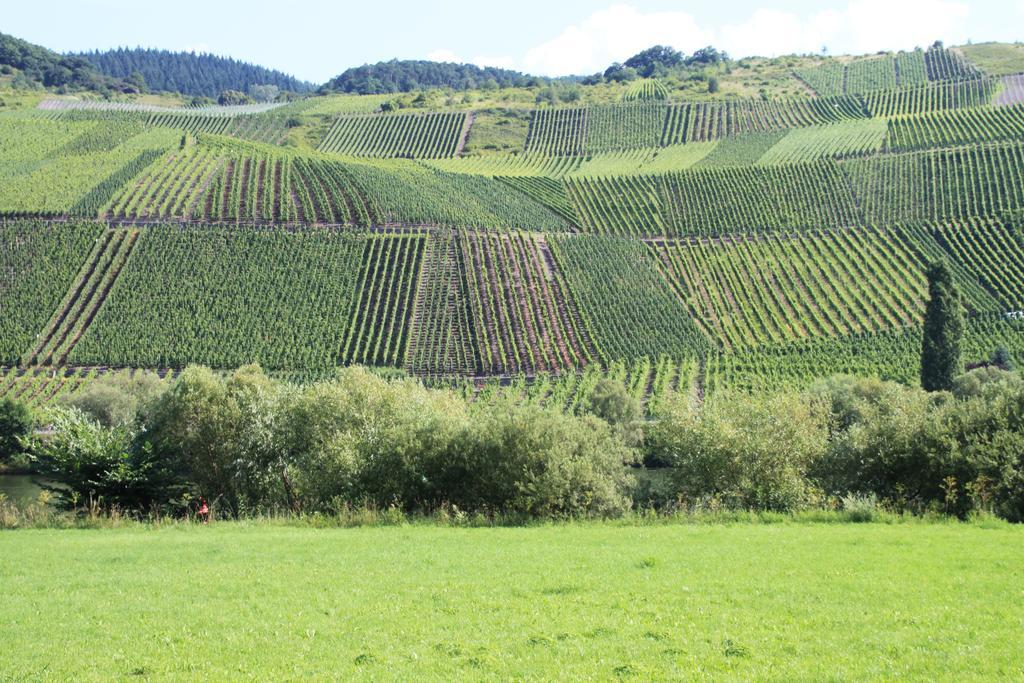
[{"left": 3, "top": 41, "right": 1024, "bottom": 400}]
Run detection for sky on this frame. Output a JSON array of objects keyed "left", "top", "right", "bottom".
[{"left": 4, "top": 0, "right": 1023, "bottom": 83}]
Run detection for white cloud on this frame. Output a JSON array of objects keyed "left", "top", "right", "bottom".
[
  {"left": 426, "top": 49, "right": 517, "bottom": 70},
  {"left": 508, "top": 1, "right": 972, "bottom": 76},
  {"left": 425, "top": 1, "right": 973, "bottom": 78},
  {"left": 473, "top": 55, "right": 517, "bottom": 70},
  {"left": 427, "top": 48, "right": 462, "bottom": 63},
  {"left": 716, "top": 0, "right": 970, "bottom": 58},
  {"left": 522, "top": 4, "right": 710, "bottom": 76}
]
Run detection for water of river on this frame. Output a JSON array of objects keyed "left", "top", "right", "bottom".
[{"left": 0, "top": 474, "right": 43, "bottom": 504}]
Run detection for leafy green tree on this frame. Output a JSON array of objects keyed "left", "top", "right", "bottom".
[
  {"left": 62, "top": 371, "right": 167, "bottom": 428},
  {"left": 603, "top": 64, "right": 638, "bottom": 82},
  {"left": 145, "top": 365, "right": 284, "bottom": 514},
  {"left": 30, "top": 409, "right": 187, "bottom": 511},
  {"left": 586, "top": 379, "right": 644, "bottom": 447},
  {"left": 217, "top": 89, "right": 251, "bottom": 105},
  {"left": 648, "top": 392, "right": 827, "bottom": 511},
  {"left": 991, "top": 345, "right": 1014, "bottom": 371},
  {"left": 624, "top": 45, "right": 684, "bottom": 77},
  {"left": 921, "top": 260, "right": 965, "bottom": 392},
  {"left": 125, "top": 69, "right": 146, "bottom": 93},
  {"left": 0, "top": 397, "right": 33, "bottom": 466}
]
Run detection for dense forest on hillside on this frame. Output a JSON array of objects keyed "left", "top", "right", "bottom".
[
  {"left": 0, "top": 31, "right": 125, "bottom": 93},
  {"left": 321, "top": 59, "right": 538, "bottom": 94},
  {"left": 72, "top": 48, "right": 315, "bottom": 98}
]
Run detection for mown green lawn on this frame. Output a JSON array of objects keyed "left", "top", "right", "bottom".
[{"left": 1, "top": 522, "right": 1022, "bottom": 680}]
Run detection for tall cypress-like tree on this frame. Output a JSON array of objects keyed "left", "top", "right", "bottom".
[{"left": 920, "top": 260, "right": 965, "bottom": 391}]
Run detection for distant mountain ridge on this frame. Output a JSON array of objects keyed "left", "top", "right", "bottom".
[{"left": 70, "top": 47, "right": 315, "bottom": 98}]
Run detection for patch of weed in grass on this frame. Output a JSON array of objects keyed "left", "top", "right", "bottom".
[{"left": 723, "top": 639, "right": 749, "bottom": 658}]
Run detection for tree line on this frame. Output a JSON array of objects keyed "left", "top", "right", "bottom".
[{"left": 72, "top": 47, "right": 314, "bottom": 99}]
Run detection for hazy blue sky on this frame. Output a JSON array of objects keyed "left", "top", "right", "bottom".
[{"left": 5, "top": 0, "right": 1022, "bottom": 82}]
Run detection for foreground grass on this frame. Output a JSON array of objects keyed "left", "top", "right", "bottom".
[{"left": 1, "top": 522, "right": 1022, "bottom": 681}]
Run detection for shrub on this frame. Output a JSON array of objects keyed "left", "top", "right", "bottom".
[
  {"left": 63, "top": 370, "right": 167, "bottom": 428},
  {"left": 840, "top": 493, "right": 879, "bottom": 522},
  {"left": 586, "top": 378, "right": 644, "bottom": 447},
  {"left": 30, "top": 409, "right": 186, "bottom": 512},
  {"left": 446, "top": 397, "right": 635, "bottom": 517},
  {"left": 145, "top": 365, "right": 285, "bottom": 514},
  {"left": 648, "top": 392, "right": 828, "bottom": 511},
  {"left": 0, "top": 397, "right": 33, "bottom": 466}
]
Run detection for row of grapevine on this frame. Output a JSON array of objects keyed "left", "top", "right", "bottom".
[
  {"left": 103, "top": 149, "right": 381, "bottom": 225},
  {"left": 25, "top": 228, "right": 139, "bottom": 367},
  {"left": 289, "top": 157, "right": 377, "bottom": 226},
  {"left": 38, "top": 99, "right": 286, "bottom": 115},
  {"left": 460, "top": 232, "right": 593, "bottom": 375},
  {"left": 885, "top": 104, "right": 1024, "bottom": 151},
  {"left": 404, "top": 232, "right": 478, "bottom": 377},
  {"left": 0, "top": 221, "right": 102, "bottom": 364},
  {"left": 846, "top": 55, "right": 898, "bottom": 94},
  {"left": 105, "top": 147, "right": 228, "bottom": 221},
  {"left": 0, "top": 366, "right": 101, "bottom": 409},
  {"left": 342, "top": 160, "right": 572, "bottom": 230},
  {"left": 704, "top": 315, "right": 1024, "bottom": 395},
  {"left": 473, "top": 354, "right": 697, "bottom": 416},
  {"left": 622, "top": 79, "right": 669, "bottom": 102},
  {"left": 547, "top": 235, "right": 708, "bottom": 362},
  {"left": 68, "top": 226, "right": 371, "bottom": 370},
  {"left": 927, "top": 217, "right": 1024, "bottom": 311},
  {"left": 845, "top": 141, "right": 1024, "bottom": 225},
  {"left": 661, "top": 96, "right": 865, "bottom": 144},
  {"left": 146, "top": 112, "right": 290, "bottom": 145},
  {"left": 794, "top": 61, "right": 845, "bottom": 97},
  {"left": 423, "top": 154, "right": 582, "bottom": 178},
  {"left": 649, "top": 227, "right": 929, "bottom": 350},
  {"left": 756, "top": 119, "right": 888, "bottom": 164},
  {"left": 586, "top": 103, "right": 666, "bottom": 152},
  {"left": 692, "top": 132, "right": 786, "bottom": 167},
  {"left": 797, "top": 48, "right": 981, "bottom": 97},
  {"left": 564, "top": 175, "right": 664, "bottom": 236},
  {"left": 318, "top": 112, "right": 466, "bottom": 158},
  {"left": 895, "top": 51, "right": 929, "bottom": 88},
  {"left": 660, "top": 159, "right": 861, "bottom": 235},
  {"left": 861, "top": 79, "right": 996, "bottom": 116},
  {"left": 564, "top": 159, "right": 862, "bottom": 236},
  {"left": 924, "top": 45, "right": 983, "bottom": 82},
  {"left": 341, "top": 234, "right": 426, "bottom": 367},
  {"left": 0, "top": 118, "right": 177, "bottom": 216},
  {"left": 524, "top": 108, "right": 587, "bottom": 156},
  {"left": 494, "top": 176, "right": 579, "bottom": 225}
]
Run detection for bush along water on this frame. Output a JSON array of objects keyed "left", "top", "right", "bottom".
[{"left": 8, "top": 364, "right": 1024, "bottom": 523}]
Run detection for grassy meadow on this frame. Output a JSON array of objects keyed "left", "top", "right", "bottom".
[{"left": 1, "top": 520, "right": 1022, "bottom": 680}]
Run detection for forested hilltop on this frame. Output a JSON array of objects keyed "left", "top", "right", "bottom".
[{"left": 72, "top": 48, "right": 315, "bottom": 99}]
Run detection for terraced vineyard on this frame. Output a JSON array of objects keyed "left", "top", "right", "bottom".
[
  {"left": 650, "top": 227, "right": 930, "bottom": 350},
  {"left": 4, "top": 41, "right": 1024, "bottom": 397},
  {"left": 884, "top": 105, "right": 1024, "bottom": 151},
  {"left": 318, "top": 112, "right": 467, "bottom": 158},
  {"left": 797, "top": 47, "right": 983, "bottom": 98}
]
